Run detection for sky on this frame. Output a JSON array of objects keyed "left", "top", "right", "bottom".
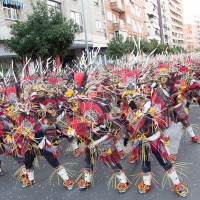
[{"left": 182, "top": 0, "right": 200, "bottom": 23}]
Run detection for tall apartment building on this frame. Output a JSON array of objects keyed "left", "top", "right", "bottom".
[
  {"left": 145, "top": 0, "right": 161, "bottom": 42},
  {"left": 64, "top": 0, "right": 108, "bottom": 59},
  {"left": 194, "top": 15, "right": 200, "bottom": 49},
  {"left": 184, "top": 24, "right": 196, "bottom": 51},
  {"left": 168, "top": 0, "right": 184, "bottom": 47},
  {"left": 104, "top": 0, "right": 147, "bottom": 42},
  {"left": 159, "top": 0, "right": 172, "bottom": 45},
  {"left": 150, "top": 0, "right": 184, "bottom": 47},
  {"left": 0, "top": 0, "right": 108, "bottom": 66}
]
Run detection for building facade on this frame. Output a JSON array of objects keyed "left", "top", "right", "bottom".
[
  {"left": 145, "top": 0, "right": 161, "bottom": 42},
  {"left": 151, "top": 0, "right": 184, "bottom": 47},
  {"left": 63, "top": 0, "right": 108, "bottom": 59},
  {"left": 194, "top": 15, "right": 200, "bottom": 50},
  {"left": 184, "top": 24, "right": 196, "bottom": 51},
  {"left": 159, "top": 0, "right": 172, "bottom": 45},
  {"left": 168, "top": 0, "right": 184, "bottom": 47},
  {"left": 0, "top": 0, "right": 108, "bottom": 67},
  {"left": 104, "top": 0, "right": 147, "bottom": 42},
  {"left": 0, "top": 0, "right": 29, "bottom": 70}
]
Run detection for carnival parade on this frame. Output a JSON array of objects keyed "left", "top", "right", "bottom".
[{"left": 0, "top": 48, "right": 200, "bottom": 200}]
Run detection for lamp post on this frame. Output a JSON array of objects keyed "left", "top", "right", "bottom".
[{"left": 81, "top": 0, "right": 90, "bottom": 63}]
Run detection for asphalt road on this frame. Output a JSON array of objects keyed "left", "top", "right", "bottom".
[{"left": 0, "top": 105, "right": 200, "bottom": 200}]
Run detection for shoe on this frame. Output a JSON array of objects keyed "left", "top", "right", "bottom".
[
  {"left": 117, "top": 182, "right": 129, "bottom": 193},
  {"left": 119, "top": 150, "right": 127, "bottom": 160},
  {"left": 191, "top": 135, "right": 200, "bottom": 143},
  {"left": 168, "top": 154, "right": 177, "bottom": 164},
  {"left": 174, "top": 183, "right": 188, "bottom": 197},
  {"left": 73, "top": 148, "right": 81, "bottom": 157},
  {"left": 78, "top": 180, "right": 90, "bottom": 189},
  {"left": 22, "top": 178, "right": 36, "bottom": 188},
  {"left": 0, "top": 171, "right": 5, "bottom": 176},
  {"left": 138, "top": 182, "right": 151, "bottom": 194},
  {"left": 63, "top": 179, "right": 74, "bottom": 190},
  {"left": 163, "top": 135, "right": 170, "bottom": 145},
  {"left": 129, "top": 155, "right": 139, "bottom": 164}
]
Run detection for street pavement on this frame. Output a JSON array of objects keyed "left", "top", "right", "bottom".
[{"left": 0, "top": 105, "right": 200, "bottom": 200}]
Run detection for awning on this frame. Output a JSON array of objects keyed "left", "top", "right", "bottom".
[
  {"left": 3, "top": 0, "right": 24, "bottom": 8},
  {"left": 69, "top": 43, "right": 93, "bottom": 49}
]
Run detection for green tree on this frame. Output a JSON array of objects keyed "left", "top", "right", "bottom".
[
  {"left": 173, "top": 46, "right": 185, "bottom": 53},
  {"left": 5, "top": 0, "right": 77, "bottom": 61},
  {"left": 124, "top": 38, "right": 135, "bottom": 54},
  {"left": 106, "top": 35, "right": 126, "bottom": 59}
]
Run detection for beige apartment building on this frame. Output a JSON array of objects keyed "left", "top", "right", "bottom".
[
  {"left": 157, "top": 0, "right": 184, "bottom": 47},
  {"left": 194, "top": 15, "right": 200, "bottom": 49},
  {"left": 0, "top": 0, "right": 108, "bottom": 67},
  {"left": 184, "top": 24, "right": 196, "bottom": 51},
  {"left": 145, "top": 0, "right": 161, "bottom": 42},
  {"left": 104, "top": 0, "right": 147, "bottom": 42},
  {"left": 160, "top": 0, "right": 172, "bottom": 45},
  {"left": 168, "top": 0, "right": 184, "bottom": 47}
]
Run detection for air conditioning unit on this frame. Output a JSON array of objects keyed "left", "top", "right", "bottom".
[{"left": 77, "top": 25, "right": 84, "bottom": 33}]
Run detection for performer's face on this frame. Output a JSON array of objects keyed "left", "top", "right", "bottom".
[
  {"left": 160, "top": 76, "right": 168, "bottom": 84},
  {"left": 135, "top": 97, "right": 145, "bottom": 108},
  {"left": 37, "top": 91, "right": 45, "bottom": 97}
]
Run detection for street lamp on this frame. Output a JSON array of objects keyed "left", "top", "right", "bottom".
[{"left": 81, "top": 0, "right": 90, "bottom": 63}]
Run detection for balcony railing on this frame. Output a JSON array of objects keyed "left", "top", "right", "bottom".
[
  {"left": 113, "top": 20, "right": 124, "bottom": 30},
  {"left": 110, "top": 0, "right": 125, "bottom": 13}
]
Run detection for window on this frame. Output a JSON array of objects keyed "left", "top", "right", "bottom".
[
  {"left": 127, "top": 16, "right": 131, "bottom": 24},
  {"left": 136, "top": 5, "right": 140, "bottom": 17},
  {"left": 96, "top": 20, "right": 102, "bottom": 31},
  {"left": 47, "top": 0, "right": 61, "bottom": 12},
  {"left": 113, "top": 14, "right": 117, "bottom": 22},
  {"left": 3, "top": 1, "right": 24, "bottom": 20},
  {"left": 136, "top": 21, "right": 141, "bottom": 32},
  {"left": 140, "top": 7, "right": 143, "bottom": 15},
  {"left": 71, "top": 11, "right": 82, "bottom": 25},
  {"left": 132, "top": 18, "right": 137, "bottom": 32},
  {"left": 110, "top": 34, "right": 114, "bottom": 40},
  {"left": 130, "top": 2, "right": 135, "bottom": 15},
  {"left": 107, "top": 11, "right": 112, "bottom": 21},
  {"left": 125, "top": 0, "right": 129, "bottom": 6}
]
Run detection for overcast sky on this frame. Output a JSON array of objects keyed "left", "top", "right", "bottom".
[{"left": 182, "top": 0, "right": 200, "bottom": 23}]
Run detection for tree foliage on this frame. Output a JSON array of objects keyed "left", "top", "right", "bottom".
[
  {"left": 106, "top": 35, "right": 186, "bottom": 58},
  {"left": 5, "top": 0, "right": 78, "bottom": 60},
  {"left": 106, "top": 35, "right": 126, "bottom": 58}
]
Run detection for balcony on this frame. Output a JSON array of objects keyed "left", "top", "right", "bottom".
[
  {"left": 171, "top": 35, "right": 184, "bottom": 40},
  {"left": 110, "top": 0, "right": 125, "bottom": 13},
  {"left": 172, "top": 27, "right": 183, "bottom": 34},
  {"left": 113, "top": 20, "right": 125, "bottom": 30},
  {"left": 147, "top": 31, "right": 160, "bottom": 41},
  {"left": 150, "top": 19, "right": 160, "bottom": 29},
  {"left": 146, "top": 8, "right": 159, "bottom": 18},
  {"left": 170, "top": 13, "right": 183, "bottom": 23},
  {"left": 169, "top": 4, "right": 182, "bottom": 15},
  {"left": 172, "top": 0, "right": 181, "bottom": 4},
  {"left": 150, "top": 0, "right": 157, "bottom": 6}
]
